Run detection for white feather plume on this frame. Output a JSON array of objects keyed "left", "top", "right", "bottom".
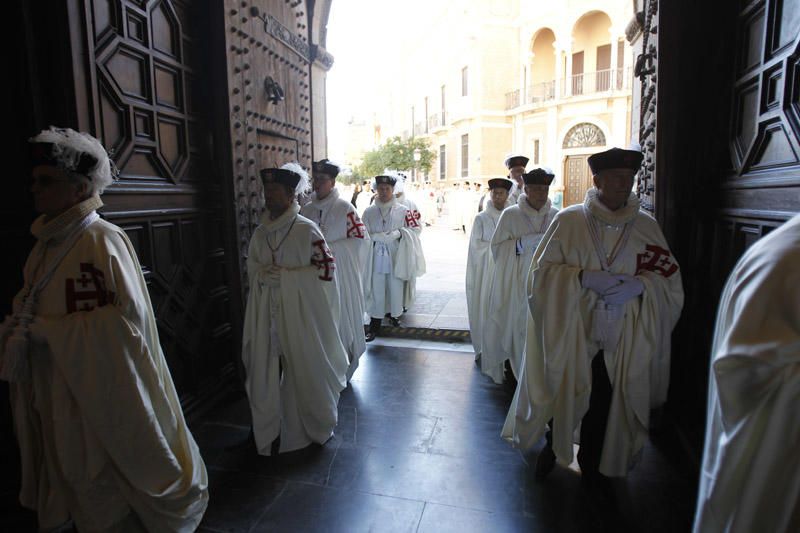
[
  {"left": 29, "top": 126, "right": 117, "bottom": 195},
  {"left": 280, "top": 161, "right": 310, "bottom": 195}
]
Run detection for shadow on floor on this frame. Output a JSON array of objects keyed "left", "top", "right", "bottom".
[{"left": 1, "top": 344, "right": 697, "bottom": 532}]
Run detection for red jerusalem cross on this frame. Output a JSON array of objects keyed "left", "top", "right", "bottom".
[
  {"left": 346, "top": 212, "right": 366, "bottom": 239},
  {"left": 311, "top": 239, "right": 335, "bottom": 281},
  {"left": 404, "top": 210, "right": 421, "bottom": 228},
  {"left": 65, "top": 263, "right": 116, "bottom": 313},
  {"left": 636, "top": 244, "right": 679, "bottom": 278}
]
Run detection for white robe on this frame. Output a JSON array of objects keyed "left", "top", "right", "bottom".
[
  {"left": 502, "top": 189, "right": 684, "bottom": 477},
  {"left": 466, "top": 202, "right": 504, "bottom": 362},
  {"left": 363, "top": 198, "right": 424, "bottom": 318},
  {"left": 395, "top": 192, "right": 425, "bottom": 310},
  {"left": 693, "top": 214, "right": 800, "bottom": 533},
  {"left": 242, "top": 203, "right": 349, "bottom": 456},
  {"left": 301, "top": 188, "right": 370, "bottom": 380},
  {"left": 2, "top": 196, "right": 208, "bottom": 532},
  {"left": 482, "top": 195, "right": 558, "bottom": 383}
]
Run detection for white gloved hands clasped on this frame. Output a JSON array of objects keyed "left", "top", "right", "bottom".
[
  {"left": 603, "top": 274, "right": 644, "bottom": 305},
  {"left": 373, "top": 230, "right": 401, "bottom": 243},
  {"left": 580, "top": 270, "right": 620, "bottom": 295}
]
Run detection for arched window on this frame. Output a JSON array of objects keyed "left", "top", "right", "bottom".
[{"left": 562, "top": 122, "right": 606, "bottom": 148}]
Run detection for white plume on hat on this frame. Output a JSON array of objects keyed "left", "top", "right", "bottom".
[
  {"left": 29, "top": 126, "right": 117, "bottom": 195},
  {"left": 280, "top": 161, "right": 310, "bottom": 195},
  {"left": 387, "top": 170, "right": 407, "bottom": 195}
]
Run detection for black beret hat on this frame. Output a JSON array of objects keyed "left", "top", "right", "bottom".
[
  {"left": 260, "top": 168, "right": 301, "bottom": 189},
  {"left": 312, "top": 158, "right": 341, "bottom": 178},
  {"left": 487, "top": 177, "right": 514, "bottom": 191},
  {"left": 522, "top": 167, "right": 555, "bottom": 186},
  {"left": 587, "top": 148, "right": 644, "bottom": 175},
  {"left": 29, "top": 142, "right": 98, "bottom": 176},
  {"left": 374, "top": 175, "right": 397, "bottom": 186},
  {"left": 504, "top": 154, "right": 529, "bottom": 169}
]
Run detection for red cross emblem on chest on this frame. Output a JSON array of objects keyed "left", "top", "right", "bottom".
[
  {"left": 311, "top": 239, "right": 336, "bottom": 281},
  {"left": 636, "top": 244, "right": 679, "bottom": 278},
  {"left": 65, "top": 263, "right": 116, "bottom": 313},
  {"left": 346, "top": 212, "right": 366, "bottom": 239}
]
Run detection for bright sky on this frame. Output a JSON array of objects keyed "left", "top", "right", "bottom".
[{"left": 325, "top": 0, "right": 431, "bottom": 162}]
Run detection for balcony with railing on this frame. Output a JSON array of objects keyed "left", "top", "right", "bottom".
[
  {"left": 427, "top": 112, "right": 448, "bottom": 131},
  {"left": 414, "top": 121, "right": 428, "bottom": 136},
  {"left": 505, "top": 68, "right": 632, "bottom": 111},
  {"left": 562, "top": 67, "right": 632, "bottom": 97}
]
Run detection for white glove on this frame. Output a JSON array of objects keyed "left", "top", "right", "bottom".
[
  {"left": 386, "top": 229, "right": 402, "bottom": 241},
  {"left": 580, "top": 270, "right": 619, "bottom": 295},
  {"left": 603, "top": 274, "right": 644, "bottom": 305}
]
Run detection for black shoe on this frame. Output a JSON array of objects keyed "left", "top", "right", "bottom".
[
  {"left": 535, "top": 445, "right": 557, "bottom": 480},
  {"left": 388, "top": 316, "right": 401, "bottom": 327},
  {"left": 366, "top": 318, "right": 381, "bottom": 342}
]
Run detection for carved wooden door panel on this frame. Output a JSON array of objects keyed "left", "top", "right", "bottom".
[
  {"left": 564, "top": 155, "right": 592, "bottom": 206},
  {"left": 80, "top": 0, "right": 234, "bottom": 414},
  {"left": 220, "top": 1, "right": 313, "bottom": 298},
  {"left": 642, "top": 0, "right": 800, "bottom": 453}
]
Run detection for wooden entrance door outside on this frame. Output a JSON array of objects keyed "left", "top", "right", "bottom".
[{"left": 564, "top": 155, "right": 593, "bottom": 206}]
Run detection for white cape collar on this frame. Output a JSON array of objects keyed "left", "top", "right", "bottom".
[
  {"left": 584, "top": 188, "right": 640, "bottom": 226},
  {"left": 518, "top": 194, "right": 551, "bottom": 217},
  {"left": 261, "top": 202, "right": 301, "bottom": 232},
  {"left": 309, "top": 187, "right": 340, "bottom": 209}
]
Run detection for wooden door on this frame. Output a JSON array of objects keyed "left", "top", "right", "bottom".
[
  {"left": 639, "top": 0, "right": 800, "bottom": 457},
  {"left": 72, "top": 0, "right": 235, "bottom": 414},
  {"left": 219, "top": 1, "right": 314, "bottom": 299},
  {"left": 596, "top": 44, "right": 611, "bottom": 91},
  {"left": 564, "top": 155, "right": 593, "bottom": 206},
  {"left": 572, "top": 51, "right": 585, "bottom": 95}
]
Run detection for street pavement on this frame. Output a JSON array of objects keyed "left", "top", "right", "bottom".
[{"left": 404, "top": 220, "right": 470, "bottom": 331}]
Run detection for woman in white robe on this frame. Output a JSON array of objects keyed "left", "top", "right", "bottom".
[
  {"left": 2, "top": 127, "right": 207, "bottom": 532},
  {"left": 466, "top": 178, "right": 512, "bottom": 367},
  {"left": 242, "top": 164, "right": 349, "bottom": 456},
  {"left": 483, "top": 168, "right": 559, "bottom": 383},
  {"left": 694, "top": 213, "right": 800, "bottom": 533},
  {"left": 301, "top": 159, "right": 370, "bottom": 380}
]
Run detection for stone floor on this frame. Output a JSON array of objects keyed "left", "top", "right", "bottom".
[
  {"left": 190, "top": 340, "right": 696, "bottom": 533},
  {"left": 405, "top": 224, "right": 470, "bottom": 331},
  {"left": 2, "top": 339, "right": 698, "bottom": 532}
]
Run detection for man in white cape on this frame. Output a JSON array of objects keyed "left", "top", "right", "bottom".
[
  {"left": 393, "top": 172, "right": 426, "bottom": 312},
  {"left": 301, "top": 159, "right": 370, "bottom": 380},
  {"left": 483, "top": 168, "right": 559, "bottom": 383},
  {"left": 363, "top": 174, "right": 424, "bottom": 341},
  {"left": 1, "top": 127, "right": 207, "bottom": 532},
  {"left": 502, "top": 147, "right": 684, "bottom": 487},
  {"left": 242, "top": 163, "right": 349, "bottom": 456},
  {"left": 693, "top": 213, "right": 800, "bottom": 533},
  {"left": 466, "top": 177, "right": 512, "bottom": 366}
]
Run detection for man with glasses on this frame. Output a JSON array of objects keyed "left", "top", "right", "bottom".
[{"left": 503, "top": 147, "right": 684, "bottom": 497}]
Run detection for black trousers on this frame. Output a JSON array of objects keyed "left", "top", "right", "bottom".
[{"left": 545, "top": 350, "right": 612, "bottom": 477}]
